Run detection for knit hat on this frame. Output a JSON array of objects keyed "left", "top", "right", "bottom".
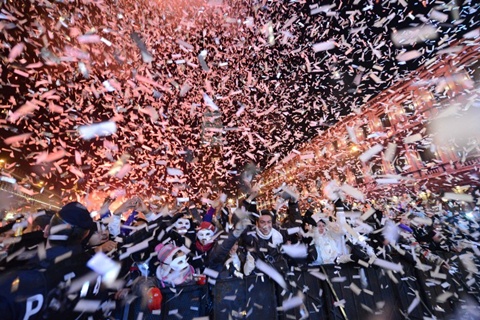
[
  {"left": 155, "top": 243, "right": 182, "bottom": 265},
  {"left": 198, "top": 221, "right": 215, "bottom": 232},
  {"left": 58, "top": 202, "right": 95, "bottom": 230}
]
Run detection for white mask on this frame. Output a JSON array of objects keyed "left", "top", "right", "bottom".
[
  {"left": 170, "top": 254, "right": 188, "bottom": 271},
  {"left": 197, "top": 229, "right": 214, "bottom": 245},
  {"left": 174, "top": 218, "right": 191, "bottom": 235}
]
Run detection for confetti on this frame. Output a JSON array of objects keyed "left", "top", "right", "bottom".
[
  {"left": 372, "top": 258, "right": 403, "bottom": 273},
  {"left": 359, "top": 144, "right": 383, "bottom": 163},
  {"left": 282, "top": 293, "right": 304, "bottom": 311},
  {"left": 391, "top": 25, "right": 438, "bottom": 47},
  {"left": 312, "top": 41, "right": 336, "bottom": 52},
  {"left": 383, "top": 143, "right": 397, "bottom": 162},
  {"left": 78, "top": 121, "right": 117, "bottom": 140},
  {"left": 442, "top": 192, "right": 474, "bottom": 202},
  {"left": 3, "top": 133, "right": 32, "bottom": 145},
  {"left": 8, "top": 42, "right": 25, "bottom": 62},
  {"left": 340, "top": 184, "right": 365, "bottom": 202},
  {"left": 167, "top": 167, "right": 184, "bottom": 176},
  {"left": 255, "top": 259, "right": 287, "bottom": 289},
  {"left": 396, "top": 50, "right": 423, "bottom": 62},
  {"left": 282, "top": 243, "right": 308, "bottom": 258},
  {"left": 403, "top": 133, "right": 422, "bottom": 144},
  {"left": 428, "top": 9, "right": 448, "bottom": 23},
  {"left": 77, "top": 34, "right": 101, "bottom": 44}
]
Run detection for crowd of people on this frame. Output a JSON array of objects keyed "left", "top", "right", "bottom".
[{"left": 0, "top": 183, "right": 479, "bottom": 319}]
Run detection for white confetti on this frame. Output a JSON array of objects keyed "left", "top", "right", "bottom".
[
  {"left": 312, "top": 41, "right": 336, "bottom": 52},
  {"left": 255, "top": 259, "right": 287, "bottom": 289},
  {"left": 79, "top": 121, "right": 117, "bottom": 140},
  {"left": 359, "top": 144, "right": 383, "bottom": 163},
  {"left": 167, "top": 167, "right": 184, "bottom": 176},
  {"left": 396, "top": 50, "right": 423, "bottom": 62}
]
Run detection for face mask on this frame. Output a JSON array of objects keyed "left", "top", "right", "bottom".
[
  {"left": 170, "top": 255, "right": 188, "bottom": 271},
  {"left": 174, "top": 218, "right": 191, "bottom": 235},
  {"left": 197, "top": 229, "right": 214, "bottom": 245}
]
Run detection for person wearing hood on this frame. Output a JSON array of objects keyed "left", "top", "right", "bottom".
[
  {"left": 189, "top": 206, "right": 217, "bottom": 272},
  {"left": 0, "top": 202, "right": 114, "bottom": 319},
  {"left": 154, "top": 243, "right": 195, "bottom": 287}
]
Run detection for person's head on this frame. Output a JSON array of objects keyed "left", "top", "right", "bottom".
[
  {"left": 87, "top": 222, "right": 110, "bottom": 246},
  {"left": 317, "top": 219, "right": 327, "bottom": 234},
  {"left": 257, "top": 211, "right": 273, "bottom": 236},
  {"left": 197, "top": 221, "right": 215, "bottom": 245},
  {"left": 230, "top": 241, "right": 239, "bottom": 255},
  {"left": 47, "top": 202, "right": 95, "bottom": 246},
  {"left": 174, "top": 217, "right": 191, "bottom": 235},
  {"left": 155, "top": 244, "right": 191, "bottom": 284},
  {"left": 32, "top": 210, "right": 55, "bottom": 232},
  {"left": 399, "top": 215, "right": 410, "bottom": 226}
]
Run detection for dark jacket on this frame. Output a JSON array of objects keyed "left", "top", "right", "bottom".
[
  {"left": 240, "top": 226, "right": 288, "bottom": 274},
  {"left": 207, "top": 232, "right": 247, "bottom": 278},
  {"left": 0, "top": 245, "right": 100, "bottom": 320}
]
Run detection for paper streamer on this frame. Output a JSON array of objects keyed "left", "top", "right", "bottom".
[
  {"left": 312, "top": 41, "right": 336, "bottom": 52},
  {"left": 443, "top": 192, "right": 474, "bottom": 202},
  {"left": 372, "top": 257, "right": 403, "bottom": 273},
  {"left": 282, "top": 294, "right": 304, "bottom": 311},
  {"left": 359, "top": 144, "right": 383, "bottom": 163},
  {"left": 79, "top": 121, "right": 117, "bottom": 140},
  {"left": 282, "top": 243, "right": 308, "bottom": 258},
  {"left": 255, "top": 259, "right": 287, "bottom": 289},
  {"left": 383, "top": 143, "right": 397, "bottom": 162}
]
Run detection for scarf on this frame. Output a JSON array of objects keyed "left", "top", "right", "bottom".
[
  {"left": 195, "top": 240, "right": 214, "bottom": 253},
  {"left": 256, "top": 227, "right": 283, "bottom": 246}
]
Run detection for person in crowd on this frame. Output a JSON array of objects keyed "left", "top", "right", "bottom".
[
  {"left": 155, "top": 243, "right": 195, "bottom": 286},
  {"left": 362, "top": 203, "right": 388, "bottom": 251},
  {"left": 242, "top": 205, "right": 289, "bottom": 274},
  {"left": 278, "top": 184, "right": 303, "bottom": 245},
  {"left": 0, "top": 202, "right": 114, "bottom": 319},
  {"left": 190, "top": 211, "right": 217, "bottom": 272},
  {"left": 327, "top": 200, "right": 376, "bottom": 264},
  {"left": 1, "top": 210, "right": 55, "bottom": 268},
  {"left": 169, "top": 213, "right": 197, "bottom": 248},
  {"left": 309, "top": 218, "right": 340, "bottom": 265},
  {"left": 3, "top": 185, "right": 480, "bottom": 319},
  {"left": 207, "top": 207, "right": 253, "bottom": 278},
  {"left": 390, "top": 214, "right": 450, "bottom": 269}
]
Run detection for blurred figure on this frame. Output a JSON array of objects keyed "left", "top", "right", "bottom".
[
  {"left": 155, "top": 243, "right": 194, "bottom": 286},
  {"left": 0, "top": 202, "right": 114, "bottom": 319},
  {"left": 1, "top": 210, "right": 55, "bottom": 268}
]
